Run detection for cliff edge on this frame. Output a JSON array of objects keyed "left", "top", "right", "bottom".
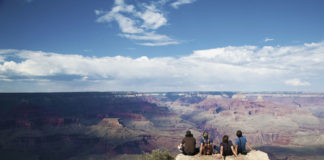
[{"left": 175, "top": 150, "right": 269, "bottom": 160}]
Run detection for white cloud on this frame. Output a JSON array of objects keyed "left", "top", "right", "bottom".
[
  {"left": 137, "top": 40, "right": 179, "bottom": 46},
  {"left": 120, "top": 32, "right": 171, "bottom": 41},
  {"left": 95, "top": 0, "right": 179, "bottom": 46},
  {"left": 285, "top": 78, "right": 311, "bottom": 86},
  {"left": 114, "top": 14, "right": 144, "bottom": 33},
  {"left": 94, "top": 10, "right": 105, "bottom": 15},
  {"left": 264, "top": 38, "right": 274, "bottom": 42},
  {"left": 138, "top": 4, "right": 167, "bottom": 30},
  {"left": 171, "top": 0, "right": 196, "bottom": 9},
  {"left": 120, "top": 32, "right": 179, "bottom": 46},
  {"left": 1, "top": 41, "right": 324, "bottom": 91}
]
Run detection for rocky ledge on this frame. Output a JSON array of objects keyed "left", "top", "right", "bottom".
[{"left": 175, "top": 150, "right": 269, "bottom": 160}]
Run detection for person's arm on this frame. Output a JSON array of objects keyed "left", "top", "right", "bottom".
[
  {"left": 231, "top": 146, "right": 237, "bottom": 157},
  {"left": 209, "top": 141, "right": 214, "bottom": 154},
  {"left": 198, "top": 143, "right": 203, "bottom": 156},
  {"left": 235, "top": 144, "right": 238, "bottom": 153},
  {"left": 234, "top": 138, "right": 239, "bottom": 153},
  {"left": 246, "top": 142, "right": 254, "bottom": 151},
  {"left": 218, "top": 146, "right": 223, "bottom": 159}
]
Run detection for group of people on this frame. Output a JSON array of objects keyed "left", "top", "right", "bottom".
[{"left": 179, "top": 130, "right": 254, "bottom": 159}]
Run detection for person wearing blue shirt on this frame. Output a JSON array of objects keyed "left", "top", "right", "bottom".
[
  {"left": 235, "top": 130, "right": 254, "bottom": 155},
  {"left": 198, "top": 131, "right": 213, "bottom": 156}
]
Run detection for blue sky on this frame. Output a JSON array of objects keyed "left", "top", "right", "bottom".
[{"left": 0, "top": 0, "right": 324, "bottom": 92}]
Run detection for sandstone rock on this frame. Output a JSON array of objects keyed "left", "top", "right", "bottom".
[
  {"left": 175, "top": 150, "right": 269, "bottom": 160},
  {"left": 98, "top": 118, "right": 123, "bottom": 128}
]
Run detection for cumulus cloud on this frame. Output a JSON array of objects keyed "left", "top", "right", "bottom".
[
  {"left": 1, "top": 42, "right": 324, "bottom": 92},
  {"left": 95, "top": 0, "right": 179, "bottom": 46},
  {"left": 171, "top": 0, "right": 196, "bottom": 9},
  {"left": 285, "top": 79, "right": 311, "bottom": 86}
]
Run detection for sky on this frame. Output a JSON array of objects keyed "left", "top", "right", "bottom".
[{"left": 0, "top": 0, "right": 324, "bottom": 92}]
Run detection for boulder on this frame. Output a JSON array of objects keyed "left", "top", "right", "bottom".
[{"left": 175, "top": 150, "right": 269, "bottom": 160}]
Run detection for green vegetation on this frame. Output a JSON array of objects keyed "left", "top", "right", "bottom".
[{"left": 139, "top": 148, "right": 174, "bottom": 160}]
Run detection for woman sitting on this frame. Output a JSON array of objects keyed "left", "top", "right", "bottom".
[{"left": 218, "top": 135, "right": 237, "bottom": 159}]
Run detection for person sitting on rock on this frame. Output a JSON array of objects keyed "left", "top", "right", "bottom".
[
  {"left": 198, "top": 131, "right": 213, "bottom": 156},
  {"left": 235, "top": 130, "right": 254, "bottom": 155},
  {"left": 179, "top": 130, "right": 197, "bottom": 156},
  {"left": 218, "top": 135, "right": 237, "bottom": 159}
]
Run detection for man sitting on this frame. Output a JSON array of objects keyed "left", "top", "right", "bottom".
[
  {"left": 179, "top": 130, "right": 197, "bottom": 155},
  {"left": 198, "top": 131, "right": 213, "bottom": 156},
  {"left": 235, "top": 130, "right": 254, "bottom": 155}
]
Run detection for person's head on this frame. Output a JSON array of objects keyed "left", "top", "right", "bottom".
[
  {"left": 185, "top": 130, "right": 192, "bottom": 137},
  {"left": 236, "top": 130, "right": 243, "bottom": 137},
  {"left": 223, "top": 135, "right": 229, "bottom": 143},
  {"left": 203, "top": 131, "right": 208, "bottom": 138}
]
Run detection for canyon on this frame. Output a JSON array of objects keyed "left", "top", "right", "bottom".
[{"left": 0, "top": 92, "right": 323, "bottom": 160}]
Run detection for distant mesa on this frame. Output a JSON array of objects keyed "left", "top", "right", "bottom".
[
  {"left": 256, "top": 95, "right": 264, "bottom": 102},
  {"left": 232, "top": 93, "right": 247, "bottom": 101}
]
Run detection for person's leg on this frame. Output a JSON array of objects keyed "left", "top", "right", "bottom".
[
  {"left": 194, "top": 147, "right": 199, "bottom": 155},
  {"left": 214, "top": 145, "right": 220, "bottom": 153},
  {"left": 208, "top": 144, "right": 213, "bottom": 155},
  {"left": 202, "top": 145, "right": 207, "bottom": 155},
  {"left": 205, "top": 144, "right": 212, "bottom": 155}
]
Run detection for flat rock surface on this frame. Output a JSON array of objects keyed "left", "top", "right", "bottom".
[{"left": 175, "top": 150, "right": 269, "bottom": 160}]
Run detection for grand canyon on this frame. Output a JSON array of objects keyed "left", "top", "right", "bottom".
[{"left": 0, "top": 92, "right": 323, "bottom": 160}]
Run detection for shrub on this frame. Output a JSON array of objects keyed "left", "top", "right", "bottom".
[{"left": 139, "top": 148, "right": 174, "bottom": 160}]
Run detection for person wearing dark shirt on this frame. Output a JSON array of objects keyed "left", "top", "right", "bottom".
[
  {"left": 235, "top": 130, "right": 254, "bottom": 155},
  {"left": 218, "top": 135, "right": 237, "bottom": 159},
  {"left": 198, "top": 131, "right": 213, "bottom": 156},
  {"left": 180, "top": 130, "right": 196, "bottom": 155}
]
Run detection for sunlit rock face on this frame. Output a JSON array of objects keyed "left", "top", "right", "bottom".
[{"left": 165, "top": 92, "right": 324, "bottom": 147}]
